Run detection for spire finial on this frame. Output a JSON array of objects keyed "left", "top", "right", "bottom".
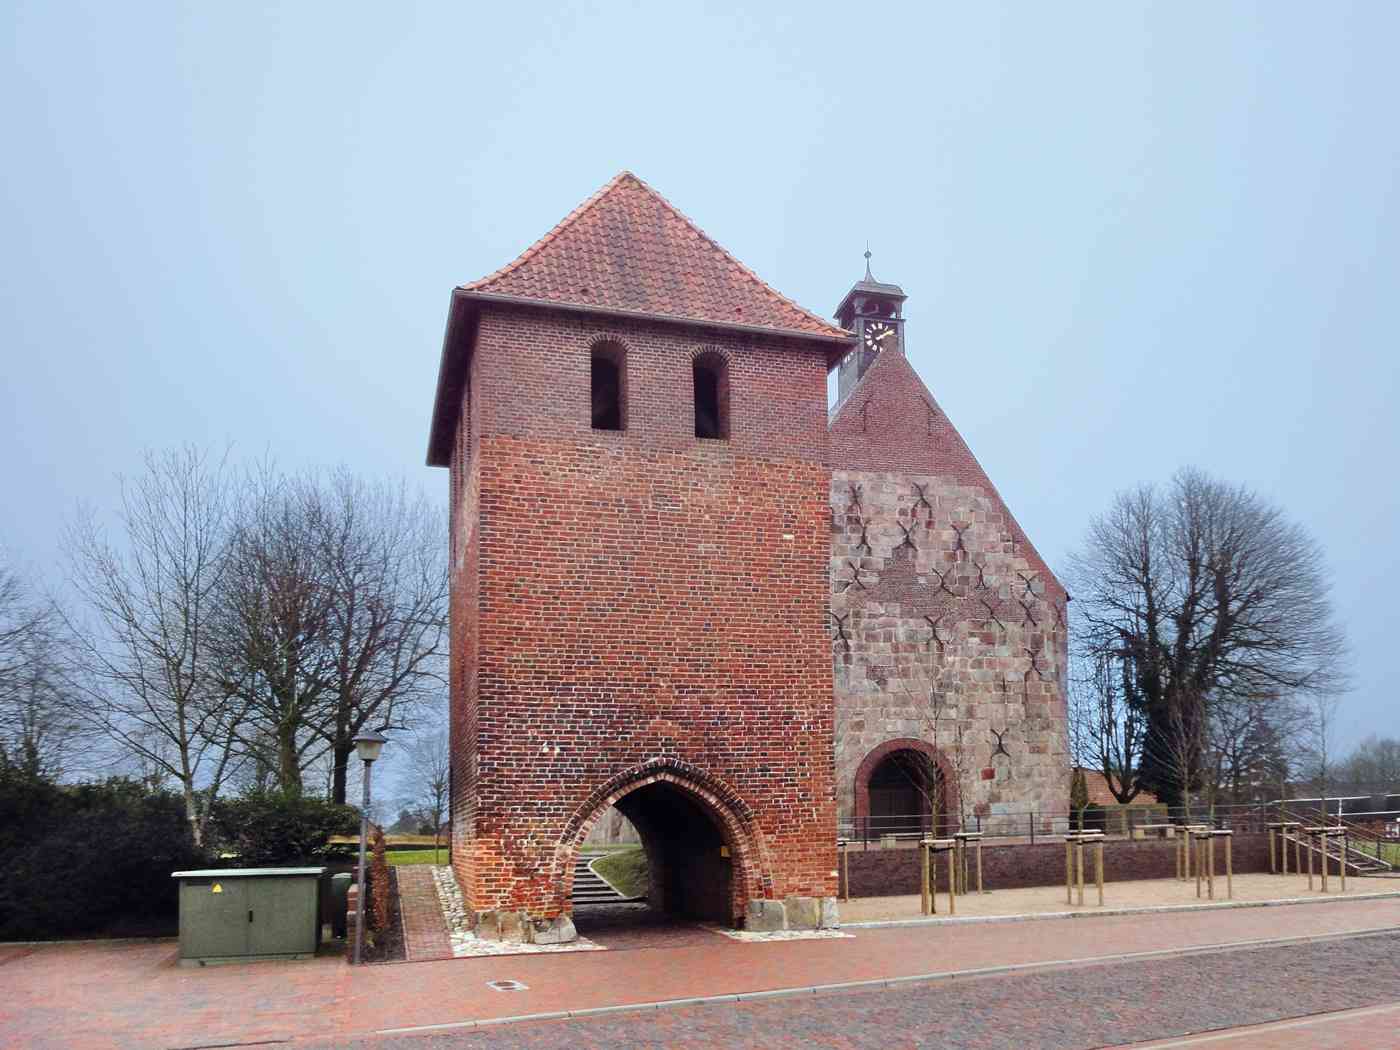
[{"left": 863, "top": 244, "right": 873, "bottom": 281}]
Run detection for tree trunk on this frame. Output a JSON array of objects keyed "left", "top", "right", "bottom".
[
  {"left": 277, "top": 724, "right": 303, "bottom": 796},
  {"left": 183, "top": 783, "right": 204, "bottom": 848},
  {"left": 331, "top": 742, "right": 353, "bottom": 805}
]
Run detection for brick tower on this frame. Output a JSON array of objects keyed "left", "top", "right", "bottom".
[{"left": 426, "top": 173, "right": 847, "bottom": 941}]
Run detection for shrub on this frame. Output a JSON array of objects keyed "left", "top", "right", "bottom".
[
  {"left": 0, "top": 772, "right": 206, "bottom": 940},
  {"left": 207, "top": 793, "right": 360, "bottom": 865}
]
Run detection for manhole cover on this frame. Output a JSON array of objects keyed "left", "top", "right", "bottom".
[{"left": 486, "top": 979, "right": 528, "bottom": 992}]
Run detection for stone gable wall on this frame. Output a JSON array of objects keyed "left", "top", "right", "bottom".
[{"left": 830, "top": 468, "right": 1071, "bottom": 831}]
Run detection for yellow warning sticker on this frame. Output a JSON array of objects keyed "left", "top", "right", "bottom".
[{"left": 212, "top": 883, "right": 223, "bottom": 894}]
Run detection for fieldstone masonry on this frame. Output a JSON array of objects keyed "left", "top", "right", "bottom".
[{"left": 830, "top": 469, "right": 1069, "bottom": 830}]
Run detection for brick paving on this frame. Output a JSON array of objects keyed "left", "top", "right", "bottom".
[
  {"left": 3, "top": 897, "right": 1398, "bottom": 1049},
  {"left": 396, "top": 863, "right": 454, "bottom": 961},
  {"left": 307, "top": 933, "right": 1400, "bottom": 1049}
]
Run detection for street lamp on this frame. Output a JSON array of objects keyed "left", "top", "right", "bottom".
[{"left": 353, "top": 728, "right": 388, "bottom": 966}]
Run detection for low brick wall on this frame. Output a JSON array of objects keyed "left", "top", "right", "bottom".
[{"left": 839, "top": 833, "right": 1271, "bottom": 898}]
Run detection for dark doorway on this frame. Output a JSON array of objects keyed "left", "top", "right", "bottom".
[{"left": 867, "top": 749, "right": 943, "bottom": 836}]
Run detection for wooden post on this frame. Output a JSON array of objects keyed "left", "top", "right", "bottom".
[
  {"left": 1065, "top": 838, "right": 1073, "bottom": 905},
  {"left": 1095, "top": 839, "right": 1104, "bottom": 907},
  {"left": 842, "top": 841, "right": 850, "bottom": 902},
  {"left": 1281, "top": 828, "right": 1289, "bottom": 875},
  {"left": 920, "top": 839, "right": 931, "bottom": 915},
  {"left": 1226, "top": 834, "right": 1233, "bottom": 899},
  {"left": 930, "top": 842, "right": 938, "bottom": 914},
  {"left": 946, "top": 845, "right": 956, "bottom": 916},
  {"left": 1307, "top": 832, "right": 1314, "bottom": 891},
  {"left": 1340, "top": 833, "right": 1347, "bottom": 892},
  {"left": 1207, "top": 834, "right": 1215, "bottom": 901},
  {"left": 1195, "top": 835, "right": 1203, "bottom": 898},
  {"left": 976, "top": 838, "right": 984, "bottom": 895},
  {"left": 1268, "top": 827, "right": 1276, "bottom": 873},
  {"left": 1321, "top": 832, "right": 1330, "bottom": 894},
  {"left": 1076, "top": 840, "right": 1084, "bottom": 907}
]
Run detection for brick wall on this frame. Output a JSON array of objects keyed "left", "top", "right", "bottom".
[
  {"left": 839, "top": 834, "right": 1272, "bottom": 897},
  {"left": 449, "top": 302, "right": 838, "bottom": 925}
]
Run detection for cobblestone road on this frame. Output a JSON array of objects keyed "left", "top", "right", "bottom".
[{"left": 311, "top": 931, "right": 1400, "bottom": 1049}]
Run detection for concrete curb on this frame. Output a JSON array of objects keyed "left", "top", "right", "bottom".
[
  {"left": 841, "top": 888, "right": 1400, "bottom": 929},
  {"left": 374, "top": 925, "right": 1400, "bottom": 1036}
]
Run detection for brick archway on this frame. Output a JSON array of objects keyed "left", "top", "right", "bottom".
[
  {"left": 852, "top": 738, "right": 960, "bottom": 838},
  {"left": 552, "top": 758, "right": 773, "bottom": 925}
]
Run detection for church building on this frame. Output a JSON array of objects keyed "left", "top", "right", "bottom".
[{"left": 426, "top": 172, "right": 1068, "bottom": 943}]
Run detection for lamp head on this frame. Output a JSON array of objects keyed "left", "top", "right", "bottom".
[{"left": 353, "top": 728, "right": 388, "bottom": 764}]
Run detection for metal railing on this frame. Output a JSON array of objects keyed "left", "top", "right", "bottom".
[{"left": 837, "top": 802, "right": 1308, "bottom": 850}]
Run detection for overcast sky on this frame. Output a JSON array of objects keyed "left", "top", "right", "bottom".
[{"left": 3, "top": 2, "right": 1397, "bottom": 776}]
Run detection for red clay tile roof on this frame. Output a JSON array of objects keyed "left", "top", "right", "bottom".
[{"left": 460, "top": 172, "right": 850, "bottom": 341}]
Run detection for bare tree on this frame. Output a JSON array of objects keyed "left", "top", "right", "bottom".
[
  {"left": 1205, "top": 691, "right": 1301, "bottom": 804},
  {"left": 1067, "top": 468, "right": 1349, "bottom": 805},
  {"left": 0, "top": 553, "right": 83, "bottom": 779},
  {"left": 1338, "top": 736, "right": 1400, "bottom": 789},
  {"left": 1069, "top": 651, "right": 1147, "bottom": 804},
  {"left": 1147, "top": 689, "right": 1208, "bottom": 820},
  {"left": 405, "top": 729, "right": 450, "bottom": 862},
  {"left": 213, "top": 467, "right": 447, "bottom": 801},
  {"left": 885, "top": 658, "right": 970, "bottom": 836},
  {"left": 316, "top": 471, "right": 447, "bottom": 804},
  {"left": 64, "top": 446, "right": 247, "bottom": 844},
  {"left": 1299, "top": 692, "right": 1343, "bottom": 812},
  {"left": 213, "top": 466, "right": 339, "bottom": 796}
]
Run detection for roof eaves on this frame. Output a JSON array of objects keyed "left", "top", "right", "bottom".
[{"left": 457, "top": 289, "right": 857, "bottom": 346}]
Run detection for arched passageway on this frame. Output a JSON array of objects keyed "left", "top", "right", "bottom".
[
  {"left": 560, "top": 762, "right": 765, "bottom": 946},
  {"left": 614, "top": 781, "right": 731, "bottom": 923}
]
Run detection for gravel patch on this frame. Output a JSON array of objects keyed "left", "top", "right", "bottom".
[{"left": 430, "top": 866, "right": 605, "bottom": 957}]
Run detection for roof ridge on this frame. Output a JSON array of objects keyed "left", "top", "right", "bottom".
[
  {"left": 461, "top": 171, "right": 634, "bottom": 292},
  {"left": 462, "top": 171, "right": 848, "bottom": 339},
  {"left": 620, "top": 172, "right": 848, "bottom": 339}
]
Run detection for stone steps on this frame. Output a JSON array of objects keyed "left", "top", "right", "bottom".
[{"left": 572, "top": 855, "right": 630, "bottom": 904}]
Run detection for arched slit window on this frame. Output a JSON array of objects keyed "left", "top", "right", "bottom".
[
  {"left": 692, "top": 352, "right": 729, "bottom": 440},
  {"left": 590, "top": 341, "right": 625, "bottom": 431}
]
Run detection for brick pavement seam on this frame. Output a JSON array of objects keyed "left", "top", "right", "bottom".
[
  {"left": 374, "top": 926, "right": 1399, "bottom": 1038},
  {"left": 1118, "top": 1000, "right": 1400, "bottom": 1048},
  {"left": 842, "top": 888, "right": 1400, "bottom": 929}
]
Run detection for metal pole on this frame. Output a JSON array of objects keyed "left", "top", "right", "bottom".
[{"left": 354, "top": 757, "right": 373, "bottom": 966}]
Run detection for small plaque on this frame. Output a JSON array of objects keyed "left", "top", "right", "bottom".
[{"left": 211, "top": 883, "right": 223, "bottom": 894}]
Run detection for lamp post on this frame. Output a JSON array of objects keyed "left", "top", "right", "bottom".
[{"left": 352, "top": 729, "right": 387, "bottom": 966}]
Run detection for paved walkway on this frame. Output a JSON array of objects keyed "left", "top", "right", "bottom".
[
  {"left": 295, "top": 932, "right": 1400, "bottom": 1048},
  {"left": 396, "top": 864, "right": 453, "bottom": 961},
  {"left": 2, "top": 896, "right": 1397, "bottom": 1049},
  {"left": 840, "top": 872, "right": 1398, "bottom": 922}
]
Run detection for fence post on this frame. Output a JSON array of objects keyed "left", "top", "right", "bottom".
[{"left": 1031, "top": 810, "right": 1036, "bottom": 845}]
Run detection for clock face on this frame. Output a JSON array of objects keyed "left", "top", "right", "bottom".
[{"left": 863, "top": 320, "right": 897, "bottom": 353}]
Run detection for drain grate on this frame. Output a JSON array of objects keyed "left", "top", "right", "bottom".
[{"left": 486, "top": 979, "right": 528, "bottom": 992}]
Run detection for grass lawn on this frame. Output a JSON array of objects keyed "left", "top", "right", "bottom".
[
  {"left": 1354, "top": 840, "right": 1400, "bottom": 865},
  {"left": 591, "top": 847, "right": 648, "bottom": 898},
  {"left": 385, "top": 848, "right": 449, "bottom": 866}
]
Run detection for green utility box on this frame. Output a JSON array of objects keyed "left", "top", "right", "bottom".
[{"left": 171, "top": 867, "right": 325, "bottom": 965}]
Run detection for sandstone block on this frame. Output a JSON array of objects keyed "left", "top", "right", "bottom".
[
  {"left": 818, "top": 897, "right": 840, "bottom": 929},
  {"left": 530, "top": 915, "right": 577, "bottom": 945},
  {"left": 785, "top": 895, "right": 821, "bottom": 929},
  {"left": 745, "top": 899, "right": 787, "bottom": 932}
]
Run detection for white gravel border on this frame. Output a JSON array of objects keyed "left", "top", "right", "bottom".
[{"left": 430, "top": 866, "right": 605, "bottom": 957}]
